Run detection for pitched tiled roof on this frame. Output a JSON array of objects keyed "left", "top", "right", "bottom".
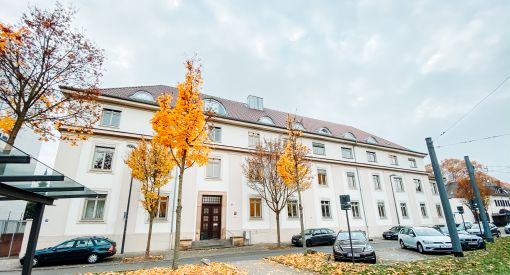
[{"left": 70, "top": 85, "right": 421, "bottom": 153}]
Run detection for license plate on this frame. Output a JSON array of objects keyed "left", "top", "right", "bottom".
[
  {"left": 440, "top": 245, "right": 450, "bottom": 248},
  {"left": 347, "top": 253, "right": 360, "bottom": 257},
  {"left": 468, "top": 242, "right": 478, "bottom": 245}
]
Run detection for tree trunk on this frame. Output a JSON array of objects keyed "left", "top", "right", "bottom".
[
  {"left": 172, "top": 160, "right": 185, "bottom": 269},
  {"left": 146, "top": 215, "right": 154, "bottom": 258},
  {"left": 297, "top": 187, "right": 306, "bottom": 254},
  {"left": 275, "top": 211, "right": 281, "bottom": 247},
  {"left": 6, "top": 116, "right": 24, "bottom": 146}
]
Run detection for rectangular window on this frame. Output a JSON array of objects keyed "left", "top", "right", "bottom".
[
  {"left": 156, "top": 196, "right": 169, "bottom": 219},
  {"left": 92, "top": 146, "right": 114, "bottom": 170},
  {"left": 82, "top": 194, "right": 107, "bottom": 220},
  {"left": 414, "top": 179, "right": 423, "bottom": 192},
  {"left": 347, "top": 172, "right": 357, "bottom": 189},
  {"left": 341, "top": 147, "right": 353, "bottom": 159},
  {"left": 373, "top": 175, "right": 381, "bottom": 190},
  {"left": 409, "top": 158, "right": 417, "bottom": 168},
  {"left": 206, "top": 158, "right": 221, "bottom": 179},
  {"left": 100, "top": 108, "right": 121, "bottom": 127},
  {"left": 317, "top": 169, "right": 327, "bottom": 186},
  {"left": 367, "top": 151, "right": 377, "bottom": 162},
  {"left": 377, "top": 201, "right": 386, "bottom": 218},
  {"left": 394, "top": 177, "right": 405, "bottom": 192},
  {"left": 431, "top": 182, "right": 438, "bottom": 195},
  {"left": 249, "top": 198, "right": 262, "bottom": 218},
  {"left": 351, "top": 201, "right": 361, "bottom": 218},
  {"left": 248, "top": 132, "right": 260, "bottom": 148},
  {"left": 420, "top": 202, "right": 428, "bottom": 217},
  {"left": 400, "top": 202, "right": 409, "bottom": 218},
  {"left": 312, "top": 142, "right": 325, "bottom": 155},
  {"left": 436, "top": 204, "right": 443, "bottom": 218},
  {"left": 287, "top": 200, "right": 298, "bottom": 218},
  {"left": 209, "top": 127, "right": 222, "bottom": 143},
  {"left": 321, "top": 200, "right": 331, "bottom": 218},
  {"left": 389, "top": 155, "right": 398, "bottom": 165}
]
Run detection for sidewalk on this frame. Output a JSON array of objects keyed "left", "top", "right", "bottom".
[{"left": 0, "top": 243, "right": 292, "bottom": 273}]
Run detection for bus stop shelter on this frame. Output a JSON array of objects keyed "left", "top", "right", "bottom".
[{"left": 0, "top": 139, "right": 97, "bottom": 275}]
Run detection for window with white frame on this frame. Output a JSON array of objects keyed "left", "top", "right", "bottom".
[
  {"left": 321, "top": 200, "right": 331, "bottom": 218},
  {"left": 414, "top": 179, "right": 423, "bottom": 192},
  {"left": 312, "top": 142, "right": 325, "bottom": 155},
  {"left": 436, "top": 204, "right": 443, "bottom": 218},
  {"left": 249, "top": 198, "right": 262, "bottom": 218},
  {"left": 409, "top": 158, "right": 417, "bottom": 168},
  {"left": 206, "top": 158, "right": 221, "bottom": 179},
  {"left": 367, "top": 151, "right": 377, "bottom": 162},
  {"left": 156, "top": 196, "right": 169, "bottom": 219},
  {"left": 347, "top": 172, "right": 357, "bottom": 189},
  {"left": 209, "top": 127, "right": 222, "bottom": 143},
  {"left": 394, "top": 177, "right": 405, "bottom": 192},
  {"left": 373, "top": 175, "right": 382, "bottom": 190},
  {"left": 92, "top": 146, "right": 114, "bottom": 170},
  {"left": 248, "top": 132, "right": 260, "bottom": 148},
  {"left": 341, "top": 147, "right": 353, "bottom": 159},
  {"left": 351, "top": 201, "right": 361, "bottom": 218},
  {"left": 317, "top": 169, "right": 327, "bottom": 186},
  {"left": 420, "top": 202, "right": 428, "bottom": 217},
  {"left": 100, "top": 108, "right": 121, "bottom": 127},
  {"left": 431, "top": 182, "right": 438, "bottom": 195},
  {"left": 377, "top": 201, "right": 386, "bottom": 218},
  {"left": 400, "top": 202, "right": 409, "bottom": 218},
  {"left": 82, "top": 194, "right": 107, "bottom": 221},
  {"left": 389, "top": 155, "right": 398, "bottom": 165},
  {"left": 287, "top": 200, "right": 298, "bottom": 218}
]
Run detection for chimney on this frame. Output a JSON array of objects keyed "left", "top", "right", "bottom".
[{"left": 247, "top": 95, "right": 263, "bottom": 110}]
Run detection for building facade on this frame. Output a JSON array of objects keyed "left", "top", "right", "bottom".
[{"left": 24, "top": 85, "right": 445, "bottom": 252}]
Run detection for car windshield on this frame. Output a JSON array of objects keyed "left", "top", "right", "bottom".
[
  {"left": 304, "top": 229, "right": 313, "bottom": 235},
  {"left": 414, "top": 228, "right": 444, "bottom": 236},
  {"left": 471, "top": 224, "right": 481, "bottom": 230},
  {"left": 337, "top": 232, "right": 366, "bottom": 241},
  {"left": 390, "top": 226, "right": 399, "bottom": 232},
  {"left": 458, "top": 230, "right": 470, "bottom": 234}
]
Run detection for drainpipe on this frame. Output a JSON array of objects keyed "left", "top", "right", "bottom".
[
  {"left": 352, "top": 142, "right": 370, "bottom": 237},
  {"left": 169, "top": 167, "right": 179, "bottom": 250},
  {"left": 389, "top": 174, "right": 401, "bottom": 225}
]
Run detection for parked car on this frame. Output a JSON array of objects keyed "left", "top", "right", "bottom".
[
  {"left": 457, "top": 221, "right": 473, "bottom": 230},
  {"left": 382, "top": 226, "right": 404, "bottom": 240},
  {"left": 291, "top": 228, "right": 336, "bottom": 247},
  {"left": 505, "top": 223, "right": 510, "bottom": 234},
  {"left": 333, "top": 231, "right": 376, "bottom": 263},
  {"left": 19, "top": 237, "right": 116, "bottom": 267},
  {"left": 467, "top": 223, "right": 501, "bottom": 238},
  {"left": 434, "top": 226, "right": 485, "bottom": 250},
  {"left": 398, "top": 227, "right": 452, "bottom": 254}
]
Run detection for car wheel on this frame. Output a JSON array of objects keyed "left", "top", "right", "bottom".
[
  {"left": 399, "top": 240, "right": 406, "bottom": 249},
  {"left": 417, "top": 243, "right": 424, "bottom": 254},
  {"left": 32, "top": 257, "right": 39, "bottom": 267},
  {"left": 87, "top": 253, "right": 99, "bottom": 264},
  {"left": 370, "top": 257, "right": 377, "bottom": 264},
  {"left": 306, "top": 240, "right": 312, "bottom": 247}
]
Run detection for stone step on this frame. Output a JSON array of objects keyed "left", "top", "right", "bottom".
[{"left": 191, "top": 239, "right": 232, "bottom": 250}]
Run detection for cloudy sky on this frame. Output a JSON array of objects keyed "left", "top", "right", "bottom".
[{"left": 2, "top": 0, "right": 509, "bottom": 181}]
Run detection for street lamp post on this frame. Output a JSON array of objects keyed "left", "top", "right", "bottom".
[
  {"left": 121, "top": 144, "right": 136, "bottom": 254},
  {"left": 389, "top": 174, "right": 400, "bottom": 225}
]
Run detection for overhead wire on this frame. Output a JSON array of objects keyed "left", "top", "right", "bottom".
[{"left": 435, "top": 133, "right": 510, "bottom": 148}]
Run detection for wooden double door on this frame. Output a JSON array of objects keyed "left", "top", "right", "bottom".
[{"left": 200, "top": 196, "right": 222, "bottom": 240}]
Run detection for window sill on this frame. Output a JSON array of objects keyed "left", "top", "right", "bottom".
[
  {"left": 99, "top": 124, "right": 120, "bottom": 129},
  {"left": 89, "top": 169, "right": 113, "bottom": 174},
  {"left": 322, "top": 217, "right": 333, "bottom": 220},
  {"left": 78, "top": 220, "right": 106, "bottom": 224},
  {"left": 205, "top": 177, "right": 222, "bottom": 181},
  {"left": 287, "top": 217, "right": 299, "bottom": 220},
  {"left": 318, "top": 184, "right": 328, "bottom": 188},
  {"left": 249, "top": 217, "right": 263, "bottom": 220}
]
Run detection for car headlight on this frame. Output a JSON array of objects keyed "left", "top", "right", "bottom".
[
  {"left": 364, "top": 245, "right": 374, "bottom": 252},
  {"left": 334, "top": 243, "right": 343, "bottom": 252},
  {"left": 422, "top": 240, "right": 432, "bottom": 244}
]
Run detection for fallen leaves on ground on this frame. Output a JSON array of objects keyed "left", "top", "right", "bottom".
[
  {"left": 268, "top": 237, "right": 510, "bottom": 275},
  {"left": 82, "top": 262, "right": 246, "bottom": 275},
  {"left": 122, "top": 255, "right": 164, "bottom": 263}
]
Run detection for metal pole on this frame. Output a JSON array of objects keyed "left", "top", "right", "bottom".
[
  {"left": 389, "top": 175, "right": 400, "bottom": 225},
  {"left": 460, "top": 213, "right": 466, "bottom": 230},
  {"left": 425, "top": 137, "right": 463, "bottom": 257},
  {"left": 22, "top": 202, "right": 45, "bottom": 275},
  {"left": 352, "top": 143, "right": 370, "bottom": 237},
  {"left": 345, "top": 209, "right": 355, "bottom": 264},
  {"left": 121, "top": 176, "right": 134, "bottom": 254},
  {"left": 465, "top": 156, "right": 493, "bottom": 242}
]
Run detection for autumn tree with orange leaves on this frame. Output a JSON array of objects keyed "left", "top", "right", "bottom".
[
  {"left": 126, "top": 138, "right": 174, "bottom": 258},
  {"left": 0, "top": 4, "right": 104, "bottom": 145},
  {"left": 151, "top": 59, "right": 211, "bottom": 269},
  {"left": 425, "top": 158, "right": 483, "bottom": 182},
  {"left": 277, "top": 115, "right": 312, "bottom": 253}
]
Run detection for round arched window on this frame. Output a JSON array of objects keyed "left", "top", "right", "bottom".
[
  {"left": 258, "top": 116, "right": 275, "bottom": 125},
  {"left": 343, "top": 132, "right": 356, "bottom": 140},
  {"left": 129, "top": 90, "right": 155, "bottom": 102},
  {"left": 203, "top": 98, "right": 227, "bottom": 116},
  {"left": 317, "top": 127, "right": 332, "bottom": 136}
]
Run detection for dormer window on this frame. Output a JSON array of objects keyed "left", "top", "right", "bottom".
[
  {"left": 293, "top": 122, "right": 305, "bottom": 131},
  {"left": 203, "top": 98, "right": 227, "bottom": 116},
  {"left": 129, "top": 90, "right": 155, "bottom": 102},
  {"left": 258, "top": 116, "right": 275, "bottom": 125},
  {"left": 317, "top": 127, "right": 332, "bottom": 136},
  {"left": 343, "top": 132, "right": 356, "bottom": 140},
  {"left": 366, "top": 136, "right": 378, "bottom": 144}
]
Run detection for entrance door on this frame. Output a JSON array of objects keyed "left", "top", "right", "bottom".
[{"left": 200, "top": 195, "right": 222, "bottom": 240}]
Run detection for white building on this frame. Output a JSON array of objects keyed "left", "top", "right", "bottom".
[{"left": 15, "top": 85, "right": 446, "bottom": 252}]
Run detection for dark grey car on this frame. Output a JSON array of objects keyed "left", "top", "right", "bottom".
[{"left": 333, "top": 231, "right": 376, "bottom": 263}]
